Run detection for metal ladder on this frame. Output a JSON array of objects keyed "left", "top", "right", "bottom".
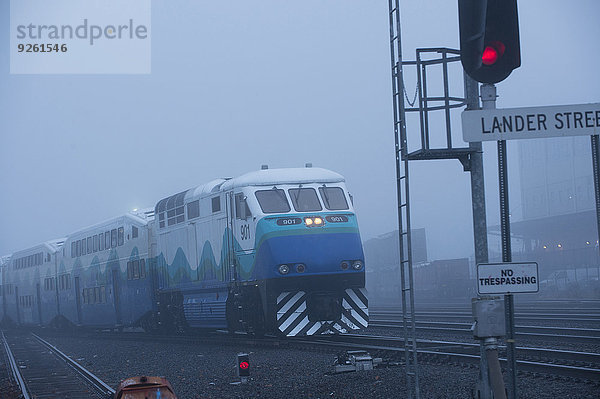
[{"left": 388, "top": 1, "right": 420, "bottom": 398}]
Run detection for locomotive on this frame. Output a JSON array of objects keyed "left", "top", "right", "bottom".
[{"left": 0, "top": 167, "right": 368, "bottom": 336}]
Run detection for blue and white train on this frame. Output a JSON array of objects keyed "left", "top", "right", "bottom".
[{"left": 0, "top": 167, "right": 368, "bottom": 336}]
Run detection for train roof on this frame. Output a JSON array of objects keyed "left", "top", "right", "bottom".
[
  {"left": 155, "top": 168, "right": 345, "bottom": 212},
  {"left": 221, "top": 167, "right": 345, "bottom": 190},
  {"left": 11, "top": 238, "right": 67, "bottom": 257},
  {"left": 66, "top": 211, "right": 150, "bottom": 240}
]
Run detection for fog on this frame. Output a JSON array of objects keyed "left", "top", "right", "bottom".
[{"left": 1, "top": 0, "right": 598, "bottom": 261}]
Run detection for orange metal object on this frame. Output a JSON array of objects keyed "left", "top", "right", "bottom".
[{"left": 114, "top": 376, "right": 178, "bottom": 399}]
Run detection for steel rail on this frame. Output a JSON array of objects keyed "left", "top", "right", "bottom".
[
  {"left": 318, "top": 334, "right": 600, "bottom": 365},
  {"left": 369, "top": 320, "right": 600, "bottom": 344},
  {"left": 31, "top": 333, "right": 116, "bottom": 397},
  {"left": 1, "top": 331, "right": 31, "bottom": 399},
  {"left": 293, "top": 335, "right": 600, "bottom": 381},
  {"left": 371, "top": 310, "right": 600, "bottom": 319},
  {"left": 29, "top": 329, "right": 600, "bottom": 382},
  {"left": 371, "top": 319, "right": 600, "bottom": 335}
]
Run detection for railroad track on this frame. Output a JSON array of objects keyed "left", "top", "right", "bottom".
[
  {"left": 1, "top": 330, "right": 115, "bottom": 398},
  {"left": 371, "top": 308, "right": 600, "bottom": 323},
  {"left": 367, "top": 318, "right": 600, "bottom": 344},
  {"left": 29, "top": 328, "right": 600, "bottom": 383},
  {"left": 298, "top": 334, "right": 600, "bottom": 382}
]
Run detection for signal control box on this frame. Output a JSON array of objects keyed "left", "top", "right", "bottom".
[{"left": 471, "top": 297, "right": 505, "bottom": 338}]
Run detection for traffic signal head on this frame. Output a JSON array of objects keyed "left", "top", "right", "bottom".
[{"left": 458, "top": 0, "right": 521, "bottom": 84}]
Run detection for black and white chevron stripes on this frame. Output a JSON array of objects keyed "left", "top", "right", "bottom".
[{"left": 276, "top": 288, "right": 368, "bottom": 336}]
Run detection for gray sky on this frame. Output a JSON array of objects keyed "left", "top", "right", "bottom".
[{"left": 1, "top": 0, "right": 599, "bottom": 260}]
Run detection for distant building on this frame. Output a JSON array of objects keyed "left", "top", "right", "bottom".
[
  {"left": 364, "top": 229, "right": 427, "bottom": 268},
  {"left": 519, "top": 136, "right": 594, "bottom": 219},
  {"left": 500, "top": 136, "right": 599, "bottom": 286},
  {"left": 364, "top": 230, "right": 474, "bottom": 302}
]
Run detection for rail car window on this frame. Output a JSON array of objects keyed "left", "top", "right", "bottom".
[
  {"left": 93, "top": 235, "right": 99, "bottom": 252},
  {"left": 118, "top": 227, "right": 124, "bottom": 246},
  {"left": 187, "top": 200, "right": 200, "bottom": 219},
  {"left": 132, "top": 226, "right": 138, "bottom": 239},
  {"left": 44, "top": 278, "right": 55, "bottom": 291},
  {"left": 99, "top": 233, "right": 104, "bottom": 251},
  {"left": 87, "top": 237, "right": 92, "bottom": 254},
  {"left": 105, "top": 231, "right": 110, "bottom": 249},
  {"left": 319, "top": 187, "right": 349, "bottom": 210},
  {"left": 235, "top": 193, "right": 252, "bottom": 220},
  {"left": 212, "top": 196, "right": 221, "bottom": 213},
  {"left": 289, "top": 188, "right": 322, "bottom": 212},
  {"left": 111, "top": 229, "right": 117, "bottom": 248},
  {"left": 255, "top": 189, "right": 290, "bottom": 213},
  {"left": 140, "top": 259, "right": 146, "bottom": 278}
]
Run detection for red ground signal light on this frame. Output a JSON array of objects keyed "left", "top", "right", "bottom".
[{"left": 237, "top": 353, "right": 250, "bottom": 378}]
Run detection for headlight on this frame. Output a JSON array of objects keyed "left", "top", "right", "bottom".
[
  {"left": 278, "top": 264, "right": 290, "bottom": 274},
  {"left": 314, "top": 217, "right": 323, "bottom": 225},
  {"left": 296, "top": 264, "right": 306, "bottom": 273},
  {"left": 351, "top": 260, "right": 363, "bottom": 270},
  {"left": 340, "top": 261, "right": 349, "bottom": 270},
  {"left": 304, "top": 217, "right": 313, "bottom": 226}
]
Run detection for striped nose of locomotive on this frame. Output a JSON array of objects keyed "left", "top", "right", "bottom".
[{"left": 276, "top": 288, "right": 368, "bottom": 336}]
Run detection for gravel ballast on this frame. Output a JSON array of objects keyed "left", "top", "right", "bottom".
[{"left": 29, "top": 333, "right": 598, "bottom": 399}]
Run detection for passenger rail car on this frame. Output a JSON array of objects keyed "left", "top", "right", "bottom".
[{"left": 0, "top": 167, "right": 368, "bottom": 336}]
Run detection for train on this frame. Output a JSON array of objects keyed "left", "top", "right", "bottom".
[{"left": 0, "top": 166, "right": 368, "bottom": 336}]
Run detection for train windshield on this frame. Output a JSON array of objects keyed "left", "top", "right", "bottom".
[
  {"left": 255, "top": 189, "right": 291, "bottom": 213},
  {"left": 289, "top": 188, "right": 322, "bottom": 212},
  {"left": 319, "top": 187, "right": 349, "bottom": 210}
]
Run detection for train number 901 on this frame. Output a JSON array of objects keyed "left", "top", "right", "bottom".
[
  {"left": 240, "top": 224, "right": 251, "bottom": 240},
  {"left": 276, "top": 218, "right": 302, "bottom": 226}
]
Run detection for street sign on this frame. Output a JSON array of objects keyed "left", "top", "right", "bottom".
[
  {"left": 462, "top": 102, "right": 600, "bottom": 142},
  {"left": 477, "top": 262, "right": 539, "bottom": 294}
]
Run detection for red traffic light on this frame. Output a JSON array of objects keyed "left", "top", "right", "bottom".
[
  {"left": 481, "top": 41, "right": 506, "bottom": 65},
  {"left": 481, "top": 46, "right": 498, "bottom": 65},
  {"left": 239, "top": 361, "right": 249, "bottom": 370},
  {"left": 458, "top": 0, "right": 520, "bottom": 83}
]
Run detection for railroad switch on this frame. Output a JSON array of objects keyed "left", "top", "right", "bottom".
[{"left": 332, "top": 350, "right": 382, "bottom": 373}]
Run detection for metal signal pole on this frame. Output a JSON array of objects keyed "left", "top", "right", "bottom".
[{"left": 481, "top": 83, "right": 517, "bottom": 399}]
